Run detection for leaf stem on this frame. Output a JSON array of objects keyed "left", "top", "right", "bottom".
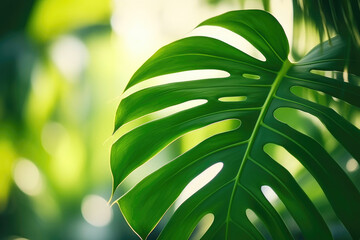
[{"left": 225, "top": 59, "right": 292, "bottom": 239}]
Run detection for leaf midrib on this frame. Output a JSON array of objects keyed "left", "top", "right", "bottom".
[{"left": 224, "top": 59, "right": 293, "bottom": 239}]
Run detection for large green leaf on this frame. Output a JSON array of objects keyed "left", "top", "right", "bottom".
[{"left": 111, "top": 10, "right": 360, "bottom": 239}]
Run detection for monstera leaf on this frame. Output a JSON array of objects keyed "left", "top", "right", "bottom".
[{"left": 111, "top": 10, "right": 360, "bottom": 239}]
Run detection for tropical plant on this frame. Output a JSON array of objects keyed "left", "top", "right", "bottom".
[{"left": 110, "top": 10, "right": 360, "bottom": 239}]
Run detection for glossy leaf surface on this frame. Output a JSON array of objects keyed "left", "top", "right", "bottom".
[{"left": 111, "top": 10, "right": 360, "bottom": 240}]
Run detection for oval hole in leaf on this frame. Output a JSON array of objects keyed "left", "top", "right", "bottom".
[
  {"left": 242, "top": 73, "right": 261, "bottom": 80},
  {"left": 310, "top": 69, "right": 344, "bottom": 80},
  {"left": 273, "top": 107, "right": 330, "bottom": 149},
  {"left": 261, "top": 185, "right": 301, "bottom": 238},
  {"left": 190, "top": 26, "right": 266, "bottom": 62},
  {"left": 180, "top": 119, "right": 241, "bottom": 153},
  {"left": 309, "top": 69, "right": 360, "bottom": 85},
  {"left": 175, "top": 162, "right": 223, "bottom": 209},
  {"left": 218, "top": 96, "right": 247, "bottom": 102},
  {"left": 245, "top": 209, "right": 272, "bottom": 239},
  {"left": 123, "top": 69, "right": 230, "bottom": 98},
  {"left": 264, "top": 143, "right": 303, "bottom": 177},
  {"left": 151, "top": 99, "right": 208, "bottom": 119},
  {"left": 189, "top": 213, "right": 215, "bottom": 240},
  {"left": 261, "top": 185, "right": 278, "bottom": 203},
  {"left": 112, "top": 99, "right": 208, "bottom": 140}
]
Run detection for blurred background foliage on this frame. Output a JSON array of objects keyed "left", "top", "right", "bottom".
[{"left": 0, "top": 0, "right": 359, "bottom": 239}]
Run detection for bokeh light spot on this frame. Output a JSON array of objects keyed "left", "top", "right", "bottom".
[
  {"left": 346, "top": 158, "right": 359, "bottom": 172},
  {"left": 50, "top": 35, "right": 88, "bottom": 80},
  {"left": 13, "top": 159, "right": 43, "bottom": 196},
  {"left": 81, "top": 195, "right": 112, "bottom": 227},
  {"left": 41, "top": 122, "right": 66, "bottom": 155}
]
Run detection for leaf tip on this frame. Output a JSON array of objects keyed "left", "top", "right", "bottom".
[{"left": 118, "top": 200, "right": 151, "bottom": 240}]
